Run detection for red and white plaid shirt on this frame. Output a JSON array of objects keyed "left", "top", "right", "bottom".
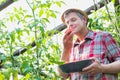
[{"left": 69, "top": 30, "right": 120, "bottom": 80}]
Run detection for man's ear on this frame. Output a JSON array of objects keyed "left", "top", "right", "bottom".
[{"left": 82, "top": 16, "right": 87, "bottom": 24}]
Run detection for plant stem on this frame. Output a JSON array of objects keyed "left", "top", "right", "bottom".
[{"left": 26, "top": 0, "right": 39, "bottom": 76}]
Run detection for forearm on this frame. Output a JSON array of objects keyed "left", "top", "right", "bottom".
[
  {"left": 101, "top": 61, "right": 120, "bottom": 73},
  {"left": 58, "top": 50, "right": 71, "bottom": 79},
  {"left": 61, "top": 49, "right": 71, "bottom": 62}
]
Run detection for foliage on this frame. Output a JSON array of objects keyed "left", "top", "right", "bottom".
[
  {"left": 88, "top": 1, "right": 120, "bottom": 46},
  {"left": 0, "top": 0, "right": 65, "bottom": 79}
]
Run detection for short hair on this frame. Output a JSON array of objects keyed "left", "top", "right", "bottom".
[{"left": 61, "top": 8, "right": 88, "bottom": 23}]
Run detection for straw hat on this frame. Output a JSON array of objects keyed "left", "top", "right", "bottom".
[{"left": 61, "top": 8, "right": 88, "bottom": 23}]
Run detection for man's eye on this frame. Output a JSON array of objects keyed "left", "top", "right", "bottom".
[{"left": 71, "top": 18, "right": 76, "bottom": 22}]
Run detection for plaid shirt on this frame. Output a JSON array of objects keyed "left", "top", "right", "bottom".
[{"left": 69, "top": 30, "right": 120, "bottom": 80}]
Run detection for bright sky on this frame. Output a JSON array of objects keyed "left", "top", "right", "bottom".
[
  {"left": 0, "top": 0, "right": 97, "bottom": 31},
  {"left": 48, "top": 0, "right": 95, "bottom": 30}
]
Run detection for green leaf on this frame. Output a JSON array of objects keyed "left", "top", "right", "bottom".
[
  {"left": 51, "top": 13, "right": 56, "bottom": 18},
  {"left": 39, "top": 9, "right": 44, "bottom": 17},
  {"left": 0, "top": 34, "right": 6, "bottom": 40},
  {"left": 10, "top": 16, "right": 13, "bottom": 22},
  {"left": 35, "top": 76, "right": 42, "bottom": 80},
  {"left": 23, "top": 67, "right": 33, "bottom": 75},
  {"left": 46, "top": 11, "right": 50, "bottom": 18},
  {"left": 33, "top": 5, "right": 37, "bottom": 10},
  {"left": 0, "top": 73, "right": 5, "bottom": 80},
  {"left": 24, "top": 29, "right": 30, "bottom": 35},
  {"left": 24, "top": 15, "right": 32, "bottom": 18},
  {"left": 47, "top": 3, "right": 52, "bottom": 8},
  {"left": 21, "top": 61, "right": 29, "bottom": 68},
  {"left": 111, "top": 0, "right": 115, "bottom": 3},
  {"left": 25, "top": 73, "right": 30, "bottom": 79},
  {"left": 13, "top": 0, "right": 18, "bottom": 1},
  {"left": 9, "top": 32, "right": 15, "bottom": 42},
  {"left": 0, "top": 53, "right": 6, "bottom": 61},
  {"left": 16, "top": 28, "right": 21, "bottom": 33},
  {"left": 15, "top": 14, "right": 20, "bottom": 20},
  {"left": 55, "top": 2, "right": 61, "bottom": 7},
  {"left": 14, "top": 7, "right": 17, "bottom": 12},
  {"left": 16, "top": 28, "right": 22, "bottom": 40},
  {"left": 40, "top": 26, "right": 45, "bottom": 37},
  {"left": 2, "top": 71, "right": 10, "bottom": 80},
  {"left": 42, "top": 18, "right": 50, "bottom": 23},
  {"left": 60, "top": 1, "right": 66, "bottom": 5}
]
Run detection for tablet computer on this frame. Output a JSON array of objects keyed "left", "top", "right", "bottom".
[{"left": 59, "top": 59, "right": 92, "bottom": 73}]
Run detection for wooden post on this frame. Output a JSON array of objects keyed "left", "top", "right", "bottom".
[{"left": 0, "top": 0, "right": 14, "bottom": 11}]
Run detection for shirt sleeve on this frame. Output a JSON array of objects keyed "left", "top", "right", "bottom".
[{"left": 104, "top": 33, "right": 120, "bottom": 61}]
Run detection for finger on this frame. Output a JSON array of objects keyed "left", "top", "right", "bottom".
[
  {"left": 65, "top": 28, "right": 71, "bottom": 34},
  {"left": 82, "top": 64, "right": 93, "bottom": 72},
  {"left": 63, "top": 31, "right": 74, "bottom": 41},
  {"left": 63, "top": 29, "right": 72, "bottom": 39},
  {"left": 68, "top": 32, "right": 74, "bottom": 39},
  {"left": 79, "top": 71, "right": 86, "bottom": 74},
  {"left": 65, "top": 27, "right": 72, "bottom": 33},
  {"left": 65, "top": 29, "right": 72, "bottom": 36},
  {"left": 82, "top": 59, "right": 99, "bottom": 72},
  {"left": 92, "top": 57, "right": 100, "bottom": 65},
  {"left": 85, "top": 68, "right": 94, "bottom": 74},
  {"left": 80, "top": 69, "right": 94, "bottom": 75},
  {"left": 81, "top": 68, "right": 95, "bottom": 75}
]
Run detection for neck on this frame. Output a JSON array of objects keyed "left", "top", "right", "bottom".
[{"left": 76, "top": 29, "right": 89, "bottom": 41}]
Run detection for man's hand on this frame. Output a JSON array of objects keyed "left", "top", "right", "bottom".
[
  {"left": 63, "top": 28, "right": 74, "bottom": 51},
  {"left": 80, "top": 58, "right": 102, "bottom": 75},
  {"left": 57, "top": 67, "right": 69, "bottom": 79}
]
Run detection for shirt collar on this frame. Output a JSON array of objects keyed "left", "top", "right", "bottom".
[
  {"left": 74, "top": 30, "right": 94, "bottom": 47},
  {"left": 85, "top": 30, "right": 94, "bottom": 40}
]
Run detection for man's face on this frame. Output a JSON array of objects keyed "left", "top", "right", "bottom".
[{"left": 64, "top": 12, "right": 86, "bottom": 35}]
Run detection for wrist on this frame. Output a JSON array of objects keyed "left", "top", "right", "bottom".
[
  {"left": 100, "top": 64, "right": 110, "bottom": 73},
  {"left": 100, "top": 64, "right": 104, "bottom": 73},
  {"left": 61, "top": 49, "right": 71, "bottom": 62},
  {"left": 63, "top": 48, "right": 71, "bottom": 53}
]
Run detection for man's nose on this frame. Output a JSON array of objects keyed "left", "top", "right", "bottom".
[{"left": 68, "top": 23, "right": 74, "bottom": 29}]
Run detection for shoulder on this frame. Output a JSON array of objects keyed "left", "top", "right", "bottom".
[
  {"left": 90, "top": 30, "right": 113, "bottom": 41},
  {"left": 86, "top": 30, "right": 112, "bottom": 40},
  {"left": 93, "top": 30, "right": 111, "bottom": 37}
]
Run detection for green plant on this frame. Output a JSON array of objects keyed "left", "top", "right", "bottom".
[
  {"left": 0, "top": 0, "right": 65, "bottom": 79},
  {"left": 88, "top": 1, "right": 120, "bottom": 46}
]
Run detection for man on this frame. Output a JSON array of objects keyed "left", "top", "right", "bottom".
[{"left": 58, "top": 8, "right": 120, "bottom": 80}]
